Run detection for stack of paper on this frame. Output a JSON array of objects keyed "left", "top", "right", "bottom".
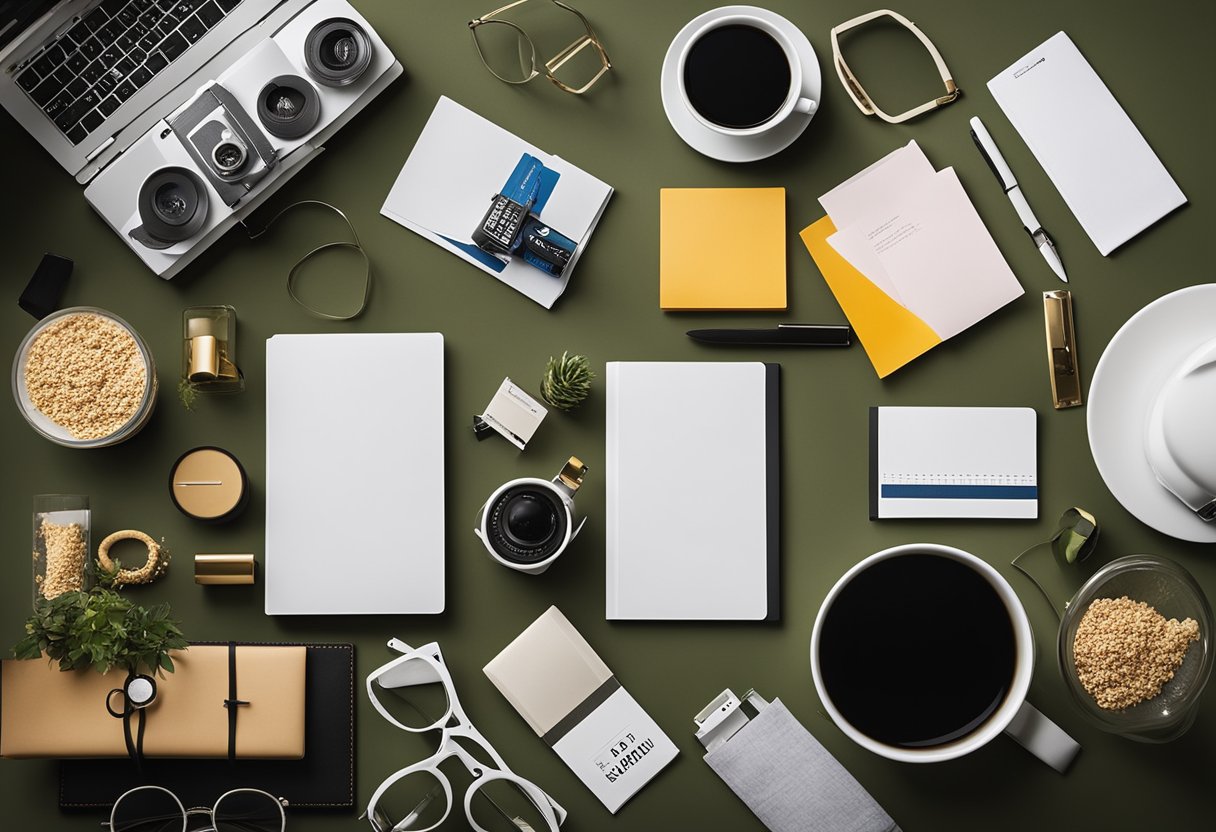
[
  {"left": 660, "top": 188, "right": 787, "bottom": 310},
  {"left": 800, "top": 142, "right": 1024, "bottom": 377},
  {"left": 381, "top": 96, "right": 613, "bottom": 309}
]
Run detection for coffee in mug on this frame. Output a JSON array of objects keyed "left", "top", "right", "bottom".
[
  {"left": 810, "top": 543, "right": 1081, "bottom": 771},
  {"left": 816, "top": 552, "right": 1016, "bottom": 747},
  {"left": 682, "top": 24, "right": 792, "bottom": 129}
]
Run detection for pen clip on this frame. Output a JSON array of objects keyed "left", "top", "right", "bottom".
[
  {"left": 971, "top": 128, "right": 1006, "bottom": 187},
  {"left": 1043, "top": 290, "right": 1083, "bottom": 409}
]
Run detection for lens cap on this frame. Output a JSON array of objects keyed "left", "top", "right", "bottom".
[
  {"left": 257, "top": 74, "right": 322, "bottom": 139},
  {"left": 134, "top": 166, "right": 209, "bottom": 247},
  {"left": 304, "top": 18, "right": 373, "bottom": 87},
  {"left": 488, "top": 484, "right": 568, "bottom": 564}
]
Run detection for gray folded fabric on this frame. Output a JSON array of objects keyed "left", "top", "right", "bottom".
[{"left": 704, "top": 699, "right": 900, "bottom": 832}]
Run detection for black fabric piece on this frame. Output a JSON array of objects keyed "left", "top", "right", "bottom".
[
  {"left": 18, "top": 253, "right": 72, "bottom": 319},
  {"left": 60, "top": 643, "right": 355, "bottom": 811}
]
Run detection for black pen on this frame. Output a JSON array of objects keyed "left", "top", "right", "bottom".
[{"left": 687, "top": 324, "right": 852, "bottom": 347}]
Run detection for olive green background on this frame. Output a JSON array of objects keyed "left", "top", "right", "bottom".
[{"left": 2, "top": 0, "right": 1214, "bottom": 829}]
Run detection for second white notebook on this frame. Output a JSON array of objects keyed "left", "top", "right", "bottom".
[{"left": 606, "top": 362, "right": 779, "bottom": 620}]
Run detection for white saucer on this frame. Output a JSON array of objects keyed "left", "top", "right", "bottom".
[
  {"left": 1088, "top": 284, "right": 1216, "bottom": 543},
  {"left": 660, "top": 6, "right": 821, "bottom": 163}
]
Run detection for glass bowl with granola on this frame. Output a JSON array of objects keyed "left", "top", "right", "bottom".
[
  {"left": 12, "top": 307, "right": 158, "bottom": 448},
  {"left": 1058, "top": 554, "right": 1212, "bottom": 742}
]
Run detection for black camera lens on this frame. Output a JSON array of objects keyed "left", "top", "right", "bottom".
[
  {"left": 133, "top": 167, "right": 209, "bottom": 248},
  {"left": 304, "top": 18, "right": 372, "bottom": 87},
  {"left": 257, "top": 75, "right": 321, "bottom": 139},
  {"left": 488, "top": 485, "right": 568, "bottom": 564},
  {"left": 211, "top": 139, "right": 246, "bottom": 175},
  {"left": 153, "top": 182, "right": 191, "bottom": 222}
]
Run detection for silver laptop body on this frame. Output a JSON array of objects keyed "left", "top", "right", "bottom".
[{"left": 0, "top": 0, "right": 284, "bottom": 183}]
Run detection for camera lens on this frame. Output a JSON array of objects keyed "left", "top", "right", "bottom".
[
  {"left": 153, "top": 182, "right": 190, "bottom": 222},
  {"left": 488, "top": 484, "right": 568, "bottom": 564},
  {"left": 134, "top": 167, "right": 209, "bottom": 247},
  {"left": 257, "top": 75, "right": 321, "bottom": 139},
  {"left": 211, "top": 139, "right": 246, "bottom": 175},
  {"left": 304, "top": 18, "right": 372, "bottom": 87}
]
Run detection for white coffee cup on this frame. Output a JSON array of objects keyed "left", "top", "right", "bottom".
[
  {"left": 809, "top": 543, "right": 1079, "bottom": 772},
  {"left": 677, "top": 13, "right": 817, "bottom": 138}
]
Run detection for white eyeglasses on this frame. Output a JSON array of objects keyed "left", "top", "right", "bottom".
[
  {"left": 105, "top": 785, "right": 286, "bottom": 832},
  {"left": 363, "top": 639, "right": 566, "bottom": 832}
]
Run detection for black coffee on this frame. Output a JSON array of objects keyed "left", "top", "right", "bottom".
[
  {"left": 683, "top": 24, "right": 791, "bottom": 129},
  {"left": 817, "top": 554, "right": 1016, "bottom": 748}
]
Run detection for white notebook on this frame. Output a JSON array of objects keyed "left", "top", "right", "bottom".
[
  {"left": 988, "top": 32, "right": 1186, "bottom": 256},
  {"left": 264, "top": 333, "right": 445, "bottom": 614},
  {"left": 870, "top": 407, "right": 1037, "bottom": 520},
  {"left": 606, "top": 362, "right": 779, "bottom": 620}
]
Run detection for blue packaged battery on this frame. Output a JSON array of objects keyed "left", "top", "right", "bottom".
[
  {"left": 520, "top": 216, "right": 575, "bottom": 277},
  {"left": 472, "top": 153, "right": 576, "bottom": 276}
]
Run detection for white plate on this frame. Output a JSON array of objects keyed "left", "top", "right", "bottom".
[
  {"left": 1088, "top": 285, "right": 1216, "bottom": 543},
  {"left": 660, "top": 6, "right": 821, "bottom": 163}
]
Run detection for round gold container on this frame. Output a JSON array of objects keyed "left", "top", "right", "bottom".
[{"left": 168, "top": 446, "right": 249, "bottom": 522}]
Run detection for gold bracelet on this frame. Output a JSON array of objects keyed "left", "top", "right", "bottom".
[{"left": 97, "top": 530, "right": 170, "bottom": 587}]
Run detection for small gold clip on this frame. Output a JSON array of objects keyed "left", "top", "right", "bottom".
[{"left": 1043, "top": 290, "right": 1082, "bottom": 409}]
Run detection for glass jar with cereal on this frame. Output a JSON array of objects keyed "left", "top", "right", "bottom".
[{"left": 32, "top": 495, "right": 92, "bottom": 608}]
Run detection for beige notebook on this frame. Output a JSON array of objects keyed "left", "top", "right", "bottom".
[
  {"left": 1, "top": 645, "right": 306, "bottom": 759},
  {"left": 484, "top": 606, "right": 678, "bottom": 813}
]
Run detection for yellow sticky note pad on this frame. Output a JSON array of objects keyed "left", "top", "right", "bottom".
[
  {"left": 660, "top": 188, "right": 787, "bottom": 310},
  {"left": 799, "top": 216, "right": 940, "bottom": 378}
]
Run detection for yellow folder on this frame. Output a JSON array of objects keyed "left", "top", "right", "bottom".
[
  {"left": 660, "top": 188, "right": 787, "bottom": 310},
  {"left": 800, "top": 216, "right": 940, "bottom": 378}
]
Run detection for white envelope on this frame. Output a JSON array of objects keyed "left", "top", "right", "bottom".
[{"left": 988, "top": 32, "right": 1186, "bottom": 255}]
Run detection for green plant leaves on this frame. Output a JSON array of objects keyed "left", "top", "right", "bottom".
[{"left": 11, "top": 586, "right": 186, "bottom": 676}]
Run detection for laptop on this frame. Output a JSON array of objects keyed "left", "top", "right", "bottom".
[{"left": 0, "top": 0, "right": 303, "bottom": 184}]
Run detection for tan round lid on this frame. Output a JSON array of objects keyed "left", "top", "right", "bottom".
[{"left": 170, "top": 447, "right": 246, "bottom": 520}]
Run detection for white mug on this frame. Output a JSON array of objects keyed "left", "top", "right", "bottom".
[
  {"left": 809, "top": 543, "right": 1079, "bottom": 772},
  {"left": 677, "top": 13, "right": 817, "bottom": 138}
]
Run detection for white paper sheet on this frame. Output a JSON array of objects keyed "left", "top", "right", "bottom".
[
  {"left": 988, "top": 32, "right": 1186, "bottom": 255},
  {"left": 818, "top": 141, "right": 937, "bottom": 304},
  {"left": 828, "top": 168, "right": 1024, "bottom": 339}
]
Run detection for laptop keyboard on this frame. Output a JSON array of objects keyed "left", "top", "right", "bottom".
[{"left": 14, "top": 0, "right": 244, "bottom": 146}]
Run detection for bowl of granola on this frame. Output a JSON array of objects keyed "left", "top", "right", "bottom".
[
  {"left": 12, "top": 307, "right": 158, "bottom": 448},
  {"left": 1058, "top": 554, "right": 1212, "bottom": 743}
]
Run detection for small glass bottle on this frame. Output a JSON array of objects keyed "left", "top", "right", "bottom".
[
  {"left": 32, "top": 495, "right": 92, "bottom": 607},
  {"left": 182, "top": 305, "right": 244, "bottom": 394}
]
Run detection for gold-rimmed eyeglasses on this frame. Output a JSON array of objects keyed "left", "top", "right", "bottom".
[
  {"left": 469, "top": 0, "right": 611, "bottom": 94},
  {"left": 831, "top": 9, "right": 960, "bottom": 124}
]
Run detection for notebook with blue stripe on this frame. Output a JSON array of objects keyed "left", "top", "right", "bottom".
[{"left": 870, "top": 406, "right": 1037, "bottom": 520}]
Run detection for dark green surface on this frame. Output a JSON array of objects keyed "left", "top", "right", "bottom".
[{"left": 2, "top": 1, "right": 1214, "bottom": 829}]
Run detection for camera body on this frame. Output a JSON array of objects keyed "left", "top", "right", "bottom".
[{"left": 85, "top": 0, "right": 400, "bottom": 279}]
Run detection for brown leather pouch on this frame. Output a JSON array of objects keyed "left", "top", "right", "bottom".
[{"left": 1, "top": 645, "right": 305, "bottom": 759}]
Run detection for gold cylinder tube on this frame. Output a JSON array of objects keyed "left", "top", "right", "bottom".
[
  {"left": 194, "top": 553, "right": 256, "bottom": 585},
  {"left": 188, "top": 335, "right": 220, "bottom": 381}
]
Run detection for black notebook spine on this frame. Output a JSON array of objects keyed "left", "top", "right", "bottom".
[
  {"left": 869, "top": 407, "right": 880, "bottom": 520},
  {"left": 765, "top": 363, "right": 781, "bottom": 621}
]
